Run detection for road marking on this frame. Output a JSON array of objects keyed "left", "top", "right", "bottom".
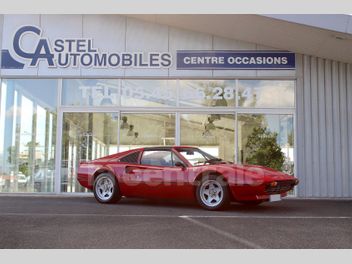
[
  {"left": 179, "top": 215, "right": 352, "bottom": 219},
  {"left": 179, "top": 215, "right": 262, "bottom": 249},
  {"left": 0, "top": 213, "right": 351, "bottom": 219}
]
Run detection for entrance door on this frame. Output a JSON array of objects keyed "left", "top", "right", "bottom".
[
  {"left": 180, "top": 113, "right": 236, "bottom": 162},
  {"left": 61, "top": 112, "right": 119, "bottom": 192},
  {"left": 119, "top": 113, "right": 176, "bottom": 151}
]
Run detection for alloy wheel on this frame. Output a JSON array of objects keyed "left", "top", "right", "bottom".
[
  {"left": 199, "top": 179, "right": 224, "bottom": 207},
  {"left": 95, "top": 176, "right": 114, "bottom": 201}
]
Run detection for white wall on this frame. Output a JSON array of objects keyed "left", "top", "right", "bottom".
[{"left": 296, "top": 54, "right": 352, "bottom": 197}]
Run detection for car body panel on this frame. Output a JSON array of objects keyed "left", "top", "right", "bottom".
[{"left": 77, "top": 146, "right": 299, "bottom": 203}]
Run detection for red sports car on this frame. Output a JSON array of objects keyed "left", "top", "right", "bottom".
[{"left": 77, "top": 146, "right": 299, "bottom": 210}]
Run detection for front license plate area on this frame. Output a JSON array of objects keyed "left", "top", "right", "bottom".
[{"left": 269, "top": 194, "right": 281, "bottom": 202}]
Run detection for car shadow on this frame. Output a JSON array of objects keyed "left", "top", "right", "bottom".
[
  {"left": 117, "top": 197, "right": 200, "bottom": 210},
  {"left": 109, "top": 197, "right": 296, "bottom": 213}
]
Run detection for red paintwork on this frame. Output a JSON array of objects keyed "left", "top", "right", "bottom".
[{"left": 77, "top": 146, "right": 299, "bottom": 203}]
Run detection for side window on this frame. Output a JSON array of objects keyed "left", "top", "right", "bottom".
[
  {"left": 119, "top": 151, "right": 140, "bottom": 164},
  {"left": 141, "top": 151, "right": 173, "bottom": 167},
  {"left": 178, "top": 149, "right": 207, "bottom": 166},
  {"left": 172, "top": 152, "right": 185, "bottom": 166}
]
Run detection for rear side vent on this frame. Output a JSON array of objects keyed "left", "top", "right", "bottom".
[{"left": 119, "top": 152, "right": 140, "bottom": 164}]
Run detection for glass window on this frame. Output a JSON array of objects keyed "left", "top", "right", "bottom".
[
  {"left": 237, "top": 80, "right": 295, "bottom": 108},
  {"left": 179, "top": 80, "right": 236, "bottom": 107},
  {"left": 178, "top": 149, "right": 207, "bottom": 166},
  {"left": 119, "top": 114, "right": 175, "bottom": 151},
  {"left": 119, "top": 151, "right": 140, "bottom": 164},
  {"left": 121, "top": 79, "right": 177, "bottom": 107},
  {"left": 0, "top": 79, "right": 57, "bottom": 193},
  {"left": 141, "top": 150, "right": 173, "bottom": 167},
  {"left": 180, "top": 114, "right": 235, "bottom": 161},
  {"left": 61, "top": 112, "right": 118, "bottom": 192},
  {"left": 62, "top": 79, "right": 119, "bottom": 106},
  {"left": 238, "top": 114, "right": 294, "bottom": 174},
  {"left": 173, "top": 152, "right": 185, "bottom": 166},
  {"left": 177, "top": 148, "right": 219, "bottom": 166}
]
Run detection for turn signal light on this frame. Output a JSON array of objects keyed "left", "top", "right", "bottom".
[{"left": 270, "top": 181, "right": 278, "bottom": 187}]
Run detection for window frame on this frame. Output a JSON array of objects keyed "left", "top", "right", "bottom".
[
  {"left": 0, "top": 77, "right": 296, "bottom": 197},
  {"left": 117, "top": 150, "right": 141, "bottom": 164},
  {"left": 139, "top": 149, "right": 187, "bottom": 168}
]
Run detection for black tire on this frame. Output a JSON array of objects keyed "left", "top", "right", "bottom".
[
  {"left": 195, "top": 175, "right": 230, "bottom": 211},
  {"left": 93, "top": 173, "right": 121, "bottom": 204}
]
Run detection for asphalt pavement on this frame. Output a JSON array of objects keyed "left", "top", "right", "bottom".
[{"left": 0, "top": 195, "right": 351, "bottom": 248}]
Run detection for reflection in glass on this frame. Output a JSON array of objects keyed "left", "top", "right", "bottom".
[
  {"left": 0, "top": 79, "right": 57, "bottom": 193},
  {"left": 238, "top": 80, "right": 295, "bottom": 108},
  {"left": 119, "top": 114, "right": 175, "bottom": 151},
  {"left": 180, "top": 114, "right": 235, "bottom": 161},
  {"left": 179, "top": 80, "right": 235, "bottom": 107},
  {"left": 62, "top": 79, "right": 119, "bottom": 106},
  {"left": 121, "top": 80, "right": 177, "bottom": 107},
  {"left": 238, "top": 114, "right": 294, "bottom": 174},
  {"left": 61, "top": 113, "right": 118, "bottom": 192},
  {"left": 178, "top": 148, "right": 214, "bottom": 166}
]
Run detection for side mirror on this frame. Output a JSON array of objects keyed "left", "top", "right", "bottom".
[{"left": 175, "top": 161, "right": 186, "bottom": 169}]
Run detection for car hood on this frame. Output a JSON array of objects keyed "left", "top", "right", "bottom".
[{"left": 208, "top": 163, "right": 295, "bottom": 182}]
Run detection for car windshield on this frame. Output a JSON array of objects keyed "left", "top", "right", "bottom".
[{"left": 177, "top": 148, "right": 222, "bottom": 166}]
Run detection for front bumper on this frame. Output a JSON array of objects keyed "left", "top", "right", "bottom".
[
  {"left": 230, "top": 178, "right": 299, "bottom": 202},
  {"left": 264, "top": 179, "right": 299, "bottom": 194}
]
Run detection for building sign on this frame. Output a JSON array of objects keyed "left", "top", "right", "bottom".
[
  {"left": 177, "top": 50, "right": 295, "bottom": 70},
  {"left": 1, "top": 25, "right": 172, "bottom": 69},
  {"left": 0, "top": 25, "right": 295, "bottom": 71}
]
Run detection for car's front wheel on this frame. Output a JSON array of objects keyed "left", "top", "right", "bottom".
[
  {"left": 93, "top": 173, "right": 121, "bottom": 204},
  {"left": 196, "top": 175, "right": 230, "bottom": 210}
]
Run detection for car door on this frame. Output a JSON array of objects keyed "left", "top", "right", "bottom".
[{"left": 122, "top": 149, "right": 193, "bottom": 199}]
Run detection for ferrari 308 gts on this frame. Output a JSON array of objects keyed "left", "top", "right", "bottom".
[{"left": 77, "top": 146, "right": 299, "bottom": 210}]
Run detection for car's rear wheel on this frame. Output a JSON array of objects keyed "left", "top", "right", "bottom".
[
  {"left": 93, "top": 173, "right": 121, "bottom": 204},
  {"left": 196, "top": 175, "right": 230, "bottom": 210}
]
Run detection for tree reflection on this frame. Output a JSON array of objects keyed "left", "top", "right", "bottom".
[{"left": 244, "top": 127, "right": 285, "bottom": 171}]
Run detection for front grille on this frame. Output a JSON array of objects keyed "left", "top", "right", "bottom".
[{"left": 265, "top": 180, "right": 295, "bottom": 194}]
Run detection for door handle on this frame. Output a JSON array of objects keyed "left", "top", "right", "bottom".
[{"left": 125, "top": 166, "right": 137, "bottom": 174}]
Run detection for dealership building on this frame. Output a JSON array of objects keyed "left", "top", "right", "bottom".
[{"left": 0, "top": 14, "right": 351, "bottom": 198}]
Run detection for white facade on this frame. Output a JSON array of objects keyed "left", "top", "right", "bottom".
[
  {"left": 0, "top": 14, "right": 296, "bottom": 78},
  {"left": 0, "top": 14, "right": 351, "bottom": 197}
]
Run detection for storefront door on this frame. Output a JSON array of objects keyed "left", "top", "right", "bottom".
[
  {"left": 60, "top": 112, "right": 119, "bottom": 192},
  {"left": 180, "top": 113, "right": 236, "bottom": 162}
]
